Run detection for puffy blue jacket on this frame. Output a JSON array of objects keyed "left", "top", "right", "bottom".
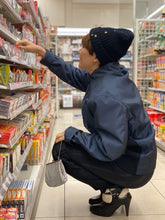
[{"left": 41, "top": 50, "right": 157, "bottom": 175}]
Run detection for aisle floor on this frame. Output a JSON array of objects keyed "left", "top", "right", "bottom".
[{"left": 31, "top": 109, "right": 165, "bottom": 220}]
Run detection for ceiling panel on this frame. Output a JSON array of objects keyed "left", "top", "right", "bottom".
[{"left": 72, "top": 0, "right": 148, "bottom": 4}]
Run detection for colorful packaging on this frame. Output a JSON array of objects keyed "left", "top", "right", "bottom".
[
  {"left": 0, "top": 213, "right": 5, "bottom": 220},
  {"left": 0, "top": 125, "right": 16, "bottom": 145},
  {"left": 5, "top": 212, "right": 17, "bottom": 219}
]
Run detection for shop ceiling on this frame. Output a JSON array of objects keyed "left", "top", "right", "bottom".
[{"left": 72, "top": 0, "right": 149, "bottom": 4}]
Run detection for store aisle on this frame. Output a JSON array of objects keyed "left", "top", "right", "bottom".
[{"left": 31, "top": 109, "right": 165, "bottom": 220}]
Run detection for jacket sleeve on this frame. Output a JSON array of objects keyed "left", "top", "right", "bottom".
[
  {"left": 40, "top": 50, "right": 91, "bottom": 92},
  {"left": 65, "top": 96, "right": 128, "bottom": 161}
]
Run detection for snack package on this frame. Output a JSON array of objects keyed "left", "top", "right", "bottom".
[{"left": 0, "top": 65, "right": 10, "bottom": 86}]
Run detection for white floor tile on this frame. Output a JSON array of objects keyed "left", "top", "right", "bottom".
[
  {"left": 129, "top": 182, "right": 165, "bottom": 215},
  {"left": 32, "top": 182, "right": 64, "bottom": 218},
  {"left": 151, "top": 154, "right": 165, "bottom": 180},
  {"left": 151, "top": 180, "right": 165, "bottom": 197},
  {"left": 31, "top": 218, "right": 64, "bottom": 220},
  {"left": 65, "top": 180, "right": 98, "bottom": 217}
]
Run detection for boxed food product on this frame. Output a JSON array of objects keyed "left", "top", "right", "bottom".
[
  {"left": 0, "top": 64, "right": 10, "bottom": 86},
  {"left": 0, "top": 95, "right": 16, "bottom": 117},
  {"left": 0, "top": 125, "right": 16, "bottom": 145},
  {"left": 27, "top": 138, "right": 41, "bottom": 165},
  {"left": 11, "top": 143, "right": 21, "bottom": 164},
  {"left": 0, "top": 148, "right": 17, "bottom": 173},
  {"left": 0, "top": 153, "right": 10, "bottom": 181}
]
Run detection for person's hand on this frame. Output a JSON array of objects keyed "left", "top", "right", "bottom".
[
  {"left": 55, "top": 131, "right": 65, "bottom": 143},
  {"left": 16, "top": 40, "right": 46, "bottom": 57}
]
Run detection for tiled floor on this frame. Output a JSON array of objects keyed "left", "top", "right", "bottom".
[{"left": 31, "top": 109, "right": 165, "bottom": 220}]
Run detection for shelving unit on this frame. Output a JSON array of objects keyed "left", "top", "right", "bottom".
[
  {"left": 0, "top": 23, "right": 19, "bottom": 44},
  {"left": 0, "top": 1, "right": 55, "bottom": 219},
  {"left": 134, "top": 18, "right": 165, "bottom": 152},
  {"left": 0, "top": 118, "right": 32, "bottom": 149},
  {"left": 16, "top": 0, "right": 40, "bottom": 27},
  {"left": 119, "top": 48, "right": 133, "bottom": 79},
  {"left": 56, "top": 28, "right": 89, "bottom": 109},
  {"left": 49, "top": 32, "right": 59, "bottom": 117},
  {"left": 0, "top": 139, "right": 33, "bottom": 201},
  {"left": 18, "top": 117, "right": 55, "bottom": 220},
  {"left": 0, "top": 0, "right": 23, "bottom": 24}
]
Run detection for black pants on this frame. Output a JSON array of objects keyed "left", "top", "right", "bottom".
[{"left": 52, "top": 141, "right": 153, "bottom": 193}]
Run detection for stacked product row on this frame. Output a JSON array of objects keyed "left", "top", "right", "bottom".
[
  {"left": 137, "top": 19, "right": 165, "bottom": 150},
  {"left": 0, "top": 2, "right": 55, "bottom": 219}
]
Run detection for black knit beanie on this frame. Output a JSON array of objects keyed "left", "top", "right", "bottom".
[{"left": 89, "top": 27, "right": 134, "bottom": 66}]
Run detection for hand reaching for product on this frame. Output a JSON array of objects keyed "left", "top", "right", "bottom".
[
  {"left": 16, "top": 40, "right": 46, "bottom": 58},
  {"left": 55, "top": 131, "right": 65, "bottom": 143}
]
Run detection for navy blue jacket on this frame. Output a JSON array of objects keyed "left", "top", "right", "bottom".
[{"left": 41, "top": 50, "right": 157, "bottom": 175}]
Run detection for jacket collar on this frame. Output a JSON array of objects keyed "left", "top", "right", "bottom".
[{"left": 91, "top": 62, "right": 128, "bottom": 78}]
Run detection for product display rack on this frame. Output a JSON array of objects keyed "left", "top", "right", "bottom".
[
  {"left": 18, "top": 117, "right": 55, "bottom": 220},
  {"left": 0, "top": 1, "right": 56, "bottom": 219},
  {"left": 0, "top": 23, "right": 19, "bottom": 44},
  {"left": 16, "top": 0, "right": 40, "bottom": 28},
  {"left": 0, "top": 139, "right": 33, "bottom": 201},
  {"left": 0, "top": 55, "right": 40, "bottom": 71},
  {"left": 49, "top": 32, "right": 59, "bottom": 117},
  {"left": 134, "top": 18, "right": 165, "bottom": 152},
  {"left": 0, "top": 118, "right": 32, "bottom": 149},
  {"left": 119, "top": 47, "right": 133, "bottom": 79},
  {"left": 0, "top": 0, "right": 23, "bottom": 24},
  {"left": 56, "top": 28, "right": 89, "bottom": 109}
]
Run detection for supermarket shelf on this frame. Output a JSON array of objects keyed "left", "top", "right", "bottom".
[
  {"left": 143, "top": 54, "right": 157, "bottom": 58},
  {"left": 24, "top": 20, "right": 40, "bottom": 38},
  {"left": 0, "top": 23, "right": 19, "bottom": 44},
  {"left": 155, "top": 137, "right": 165, "bottom": 152},
  {"left": 32, "top": 107, "right": 50, "bottom": 134},
  {"left": 0, "top": 0, "right": 23, "bottom": 24},
  {"left": 0, "top": 55, "right": 40, "bottom": 71},
  {"left": 145, "top": 35, "right": 158, "bottom": 41},
  {"left": 120, "top": 57, "right": 132, "bottom": 61},
  {"left": 143, "top": 99, "right": 150, "bottom": 104},
  {"left": 156, "top": 67, "right": 165, "bottom": 71},
  {"left": 19, "top": 118, "right": 55, "bottom": 220},
  {"left": 59, "top": 87, "right": 73, "bottom": 91},
  {"left": 148, "top": 87, "right": 165, "bottom": 92},
  {"left": 0, "top": 100, "right": 34, "bottom": 120},
  {"left": 50, "top": 42, "right": 57, "bottom": 46},
  {"left": 38, "top": 7, "right": 46, "bottom": 27},
  {"left": 28, "top": 83, "right": 44, "bottom": 90},
  {"left": 0, "top": 118, "right": 33, "bottom": 148},
  {"left": 61, "top": 52, "right": 72, "bottom": 55},
  {"left": 0, "top": 139, "right": 33, "bottom": 201},
  {"left": 64, "top": 59, "right": 73, "bottom": 62},
  {"left": 16, "top": 0, "right": 40, "bottom": 27},
  {"left": 1, "top": 100, "right": 34, "bottom": 120},
  {"left": 72, "top": 40, "right": 82, "bottom": 44},
  {"left": 0, "top": 81, "right": 33, "bottom": 90},
  {"left": 73, "top": 58, "right": 80, "bottom": 61},
  {"left": 72, "top": 48, "right": 80, "bottom": 52},
  {"left": 139, "top": 39, "right": 147, "bottom": 44},
  {"left": 137, "top": 78, "right": 153, "bottom": 81},
  {"left": 149, "top": 106, "right": 165, "bottom": 113},
  {"left": 49, "top": 33, "right": 57, "bottom": 37},
  {"left": 138, "top": 54, "right": 157, "bottom": 59},
  {"left": 29, "top": 99, "right": 42, "bottom": 110}
]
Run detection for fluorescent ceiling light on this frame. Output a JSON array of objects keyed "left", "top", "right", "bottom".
[
  {"left": 147, "top": 4, "right": 165, "bottom": 19},
  {"left": 57, "top": 27, "right": 90, "bottom": 36}
]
